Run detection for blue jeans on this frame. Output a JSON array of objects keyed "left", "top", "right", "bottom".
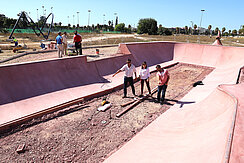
[
  {"left": 124, "top": 76, "right": 135, "bottom": 96},
  {"left": 157, "top": 85, "right": 167, "bottom": 101}
]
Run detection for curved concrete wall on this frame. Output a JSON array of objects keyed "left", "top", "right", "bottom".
[
  {"left": 104, "top": 86, "right": 237, "bottom": 163},
  {"left": 1, "top": 41, "right": 244, "bottom": 161}
]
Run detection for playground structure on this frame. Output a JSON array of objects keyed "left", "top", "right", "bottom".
[
  {"left": 0, "top": 41, "right": 244, "bottom": 162},
  {"left": 8, "top": 11, "right": 54, "bottom": 40}
]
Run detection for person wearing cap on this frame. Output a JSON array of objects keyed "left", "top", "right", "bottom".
[
  {"left": 62, "top": 32, "right": 68, "bottom": 56},
  {"left": 112, "top": 59, "right": 137, "bottom": 98},
  {"left": 156, "top": 65, "right": 170, "bottom": 104},
  {"left": 56, "top": 32, "right": 63, "bottom": 58},
  {"left": 73, "top": 31, "right": 82, "bottom": 55}
]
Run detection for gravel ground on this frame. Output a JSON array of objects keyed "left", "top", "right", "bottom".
[
  {"left": 0, "top": 46, "right": 118, "bottom": 65},
  {"left": 0, "top": 63, "right": 214, "bottom": 162}
]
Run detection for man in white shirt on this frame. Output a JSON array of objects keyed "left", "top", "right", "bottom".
[
  {"left": 62, "top": 32, "right": 68, "bottom": 56},
  {"left": 112, "top": 59, "right": 137, "bottom": 98}
]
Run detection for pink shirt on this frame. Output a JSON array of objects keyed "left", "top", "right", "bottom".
[{"left": 157, "top": 69, "right": 169, "bottom": 85}]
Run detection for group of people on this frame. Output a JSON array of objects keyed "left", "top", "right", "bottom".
[
  {"left": 113, "top": 59, "right": 170, "bottom": 104},
  {"left": 55, "top": 31, "right": 82, "bottom": 58}
]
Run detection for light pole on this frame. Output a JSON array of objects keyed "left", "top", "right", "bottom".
[
  {"left": 114, "top": 13, "right": 117, "bottom": 27},
  {"left": 77, "top": 12, "right": 80, "bottom": 27},
  {"left": 67, "top": 16, "right": 70, "bottom": 25},
  {"left": 198, "top": 9, "right": 205, "bottom": 43},
  {"left": 88, "top": 10, "right": 91, "bottom": 27},
  {"left": 190, "top": 21, "right": 194, "bottom": 35},
  {"left": 37, "top": 9, "right": 39, "bottom": 21},
  {"left": 200, "top": 10, "right": 205, "bottom": 30},
  {"left": 42, "top": 6, "right": 44, "bottom": 16},
  {"left": 103, "top": 14, "right": 105, "bottom": 25},
  {"left": 44, "top": 9, "right": 46, "bottom": 17},
  {"left": 51, "top": 7, "right": 53, "bottom": 13},
  {"left": 199, "top": 9, "right": 205, "bottom": 35},
  {"left": 73, "top": 15, "right": 75, "bottom": 27}
]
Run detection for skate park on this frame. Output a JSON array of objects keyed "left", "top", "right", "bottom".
[
  {"left": 0, "top": 40, "right": 243, "bottom": 162},
  {"left": 2, "top": 0, "right": 244, "bottom": 161}
]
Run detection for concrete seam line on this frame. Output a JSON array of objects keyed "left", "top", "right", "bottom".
[{"left": 217, "top": 84, "right": 238, "bottom": 163}]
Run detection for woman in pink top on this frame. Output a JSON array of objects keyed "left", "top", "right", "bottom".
[
  {"left": 156, "top": 65, "right": 170, "bottom": 104},
  {"left": 139, "top": 62, "right": 151, "bottom": 97}
]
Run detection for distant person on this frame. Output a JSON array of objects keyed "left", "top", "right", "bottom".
[
  {"left": 112, "top": 59, "right": 137, "bottom": 98},
  {"left": 40, "top": 42, "right": 46, "bottom": 49},
  {"left": 56, "top": 32, "right": 63, "bottom": 58},
  {"left": 139, "top": 61, "right": 151, "bottom": 97},
  {"left": 13, "top": 37, "right": 18, "bottom": 47},
  {"left": 62, "top": 32, "right": 68, "bottom": 56},
  {"left": 73, "top": 31, "right": 82, "bottom": 55},
  {"left": 156, "top": 65, "right": 170, "bottom": 104},
  {"left": 212, "top": 30, "right": 223, "bottom": 46}
]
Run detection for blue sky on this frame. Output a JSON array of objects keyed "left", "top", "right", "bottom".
[{"left": 0, "top": 0, "right": 243, "bottom": 30}]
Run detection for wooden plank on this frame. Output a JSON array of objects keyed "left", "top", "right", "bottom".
[{"left": 116, "top": 87, "right": 158, "bottom": 117}]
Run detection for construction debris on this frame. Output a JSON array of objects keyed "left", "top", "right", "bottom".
[
  {"left": 121, "top": 99, "right": 136, "bottom": 107},
  {"left": 98, "top": 103, "right": 112, "bottom": 112},
  {"left": 116, "top": 87, "right": 158, "bottom": 117},
  {"left": 16, "top": 143, "right": 26, "bottom": 154}
]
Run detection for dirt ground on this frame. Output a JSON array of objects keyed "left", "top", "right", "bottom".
[
  {"left": 0, "top": 63, "right": 214, "bottom": 162},
  {"left": 1, "top": 33, "right": 244, "bottom": 66},
  {"left": 0, "top": 46, "right": 119, "bottom": 65}
]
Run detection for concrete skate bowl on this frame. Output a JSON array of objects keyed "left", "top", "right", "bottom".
[{"left": 0, "top": 41, "right": 244, "bottom": 162}]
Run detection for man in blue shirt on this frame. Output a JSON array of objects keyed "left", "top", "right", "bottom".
[{"left": 56, "top": 32, "right": 64, "bottom": 58}]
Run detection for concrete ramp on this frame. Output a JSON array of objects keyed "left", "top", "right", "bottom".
[
  {"left": 1, "top": 42, "right": 244, "bottom": 162},
  {"left": 0, "top": 55, "right": 139, "bottom": 127},
  {"left": 220, "top": 84, "right": 244, "bottom": 163},
  {"left": 104, "top": 86, "right": 237, "bottom": 163},
  {"left": 118, "top": 42, "right": 174, "bottom": 67}
]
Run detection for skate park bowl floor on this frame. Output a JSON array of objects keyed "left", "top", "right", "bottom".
[{"left": 1, "top": 41, "right": 244, "bottom": 162}]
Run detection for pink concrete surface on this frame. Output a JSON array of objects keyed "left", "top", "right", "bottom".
[
  {"left": 104, "top": 42, "right": 244, "bottom": 162},
  {"left": 1, "top": 41, "right": 244, "bottom": 162},
  {"left": 104, "top": 86, "right": 237, "bottom": 163},
  {"left": 220, "top": 84, "right": 244, "bottom": 163}
]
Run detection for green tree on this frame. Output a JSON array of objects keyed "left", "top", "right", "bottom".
[
  {"left": 193, "top": 24, "right": 198, "bottom": 34},
  {"left": 115, "top": 23, "right": 125, "bottom": 32},
  {"left": 232, "top": 29, "right": 238, "bottom": 36},
  {"left": 239, "top": 25, "right": 244, "bottom": 35},
  {"left": 108, "top": 20, "right": 111, "bottom": 26},
  {"left": 185, "top": 26, "right": 188, "bottom": 34},
  {"left": 176, "top": 27, "right": 180, "bottom": 34},
  {"left": 115, "top": 16, "right": 118, "bottom": 26},
  {"left": 137, "top": 18, "right": 158, "bottom": 35},
  {"left": 158, "top": 26, "right": 172, "bottom": 35},
  {"left": 222, "top": 27, "right": 226, "bottom": 35},
  {"left": 228, "top": 30, "right": 231, "bottom": 35},
  {"left": 194, "top": 24, "right": 197, "bottom": 30}
]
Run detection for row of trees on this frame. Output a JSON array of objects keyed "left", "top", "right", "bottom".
[
  {"left": 136, "top": 18, "right": 242, "bottom": 36},
  {"left": 0, "top": 13, "right": 243, "bottom": 36}
]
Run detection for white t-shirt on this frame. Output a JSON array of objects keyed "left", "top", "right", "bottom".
[
  {"left": 120, "top": 64, "right": 136, "bottom": 77},
  {"left": 140, "top": 67, "right": 150, "bottom": 80},
  {"left": 62, "top": 35, "right": 68, "bottom": 44}
]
